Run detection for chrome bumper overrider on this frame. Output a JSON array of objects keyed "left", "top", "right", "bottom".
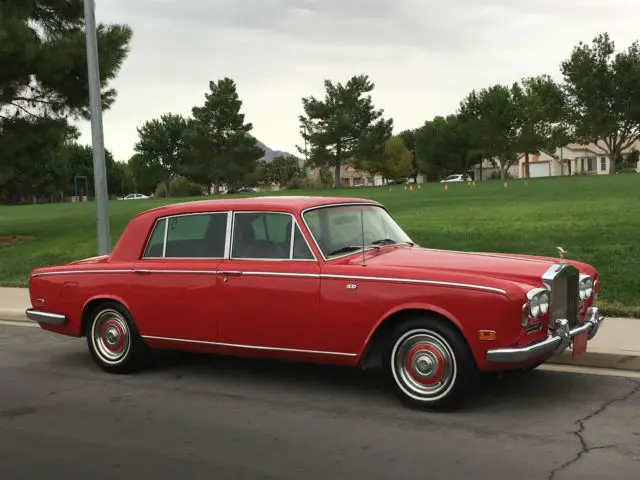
[
  {"left": 486, "top": 307, "right": 604, "bottom": 363},
  {"left": 25, "top": 308, "right": 67, "bottom": 326}
]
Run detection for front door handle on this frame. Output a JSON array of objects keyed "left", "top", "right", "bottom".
[{"left": 219, "top": 270, "right": 242, "bottom": 276}]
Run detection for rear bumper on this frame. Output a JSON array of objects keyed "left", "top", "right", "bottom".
[
  {"left": 25, "top": 308, "right": 67, "bottom": 326},
  {"left": 485, "top": 307, "right": 604, "bottom": 363}
]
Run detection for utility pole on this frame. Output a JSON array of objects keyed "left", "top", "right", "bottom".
[{"left": 84, "top": 0, "right": 111, "bottom": 254}]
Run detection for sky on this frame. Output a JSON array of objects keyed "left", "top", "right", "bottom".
[{"left": 81, "top": 0, "right": 640, "bottom": 162}]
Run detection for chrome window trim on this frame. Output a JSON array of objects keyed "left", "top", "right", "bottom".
[
  {"left": 141, "top": 335, "right": 358, "bottom": 357},
  {"left": 300, "top": 201, "right": 409, "bottom": 262},
  {"left": 289, "top": 220, "right": 295, "bottom": 259},
  {"left": 28, "top": 268, "right": 506, "bottom": 293},
  {"left": 140, "top": 211, "right": 231, "bottom": 261},
  {"left": 161, "top": 216, "right": 169, "bottom": 257},
  {"left": 229, "top": 210, "right": 318, "bottom": 262}
]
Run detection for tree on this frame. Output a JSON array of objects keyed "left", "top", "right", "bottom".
[
  {"left": 0, "top": 117, "right": 74, "bottom": 202},
  {"left": 134, "top": 113, "right": 189, "bottom": 196},
  {"left": 398, "top": 129, "right": 419, "bottom": 181},
  {"left": 264, "top": 155, "right": 303, "bottom": 187},
  {"left": 0, "top": 1, "right": 132, "bottom": 203},
  {"left": 127, "top": 153, "right": 161, "bottom": 195},
  {"left": 373, "top": 135, "right": 413, "bottom": 181},
  {"left": 459, "top": 85, "right": 521, "bottom": 179},
  {"left": 0, "top": 1, "right": 132, "bottom": 121},
  {"left": 298, "top": 74, "right": 393, "bottom": 189},
  {"left": 61, "top": 142, "right": 124, "bottom": 198},
  {"left": 512, "top": 75, "right": 569, "bottom": 178},
  {"left": 560, "top": 32, "right": 640, "bottom": 174},
  {"left": 182, "top": 78, "right": 264, "bottom": 193},
  {"left": 414, "top": 115, "right": 475, "bottom": 180}
]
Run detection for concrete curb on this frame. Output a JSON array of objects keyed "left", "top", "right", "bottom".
[
  {"left": 2, "top": 309, "right": 639, "bottom": 372},
  {"left": 547, "top": 350, "right": 640, "bottom": 372},
  {"left": 0, "top": 309, "right": 30, "bottom": 323}
]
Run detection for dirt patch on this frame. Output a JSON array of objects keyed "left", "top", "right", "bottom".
[{"left": 0, "top": 235, "right": 35, "bottom": 247}]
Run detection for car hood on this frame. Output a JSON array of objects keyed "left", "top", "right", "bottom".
[{"left": 344, "top": 246, "right": 562, "bottom": 285}]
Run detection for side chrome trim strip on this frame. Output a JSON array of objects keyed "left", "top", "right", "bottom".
[
  {"left": 134, "top": 269, "right": 219, "bottom": 275},
  {"left": 241, "top": 271, "right": 320, "bottom": 278},
  {"left": 322, "top": 273, "right": 507, "bottom": 294},
  {"left": 30, "top": 268, "right": 506, "bottom": 293},
  {"left": 31, "top": 269, "right": 134, "bottom": 277},
  {"left": 141, "top": 335, "right": 358, "bottom": 357}
]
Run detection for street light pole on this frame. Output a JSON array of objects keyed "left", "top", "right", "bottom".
[{"left": 83, "top": 0, "right": 111, "bottom": 254}]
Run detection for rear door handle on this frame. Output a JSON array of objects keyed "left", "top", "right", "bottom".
[
  {"left": 134, "top": 269, "right": 152, "bottom": 274},
  {"left": 219, "top": 270, "right": 242, "bottom": 276}
]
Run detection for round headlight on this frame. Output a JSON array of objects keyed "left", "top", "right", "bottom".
[
  {"left": 584, "top": 278, "right": 593, "bottom": 298},
  {"left": 579, "top": 281, "right": 587, "bottom": 300},
  {"left": 529, "top": 295, "right": 541, "bottom": 318},
  {"left": 538, "top": 291, "right": 549, "bottom": 315}
]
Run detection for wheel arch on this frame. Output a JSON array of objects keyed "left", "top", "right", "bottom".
[
  {"left": 80, "top": 295, "right": 132, "bottom": 337},
  {"left": 357, "top": 305, "right": 474, "bottom": 371}
]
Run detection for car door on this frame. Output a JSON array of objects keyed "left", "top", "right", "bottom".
[
  {"left": 216, "top": 210, "right": 321, "bottom": 352},
  {"left": 129, "top": 210, "right": 230, "bottom": 343}
]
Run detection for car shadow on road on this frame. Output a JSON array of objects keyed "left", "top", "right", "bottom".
[
  {"left": 129, "top": 349, "right": 604, "bottom": 412},
  {"left": 52, "top": 345, "right": 608, "bottom": 414}
]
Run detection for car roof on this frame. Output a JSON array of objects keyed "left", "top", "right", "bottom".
[{"left": 134, "top": 195, "right": 380, "bottom": 219}]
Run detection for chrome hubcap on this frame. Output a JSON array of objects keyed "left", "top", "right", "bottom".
[
  {"left": 91, "top": 309, "right": 131, "bottom": 364},
  {"left": 391, "top": 330, "right": 457, "bottom": 400}
]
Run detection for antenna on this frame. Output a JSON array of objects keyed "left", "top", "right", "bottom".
[{"left": 360, "top": 207, "right": 366, "bottom": 266}]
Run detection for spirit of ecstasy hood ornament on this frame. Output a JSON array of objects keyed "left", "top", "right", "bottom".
[{"left": 556, "top": 246, "right": 567, "bottom": 260}]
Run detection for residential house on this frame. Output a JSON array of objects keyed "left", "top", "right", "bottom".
[
  {"left": 472, "top": 158, "right": 520, "bottom": 180},
  {"left": 518, "top": 139, "right": 640, "bottom": 177},
  {"left": 305, "top": 163, "right": 385, "bottom": 187}
]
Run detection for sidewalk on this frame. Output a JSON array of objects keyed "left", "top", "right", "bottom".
[{"left": 1, "top": 287, "right": 639, "bottom": 371}]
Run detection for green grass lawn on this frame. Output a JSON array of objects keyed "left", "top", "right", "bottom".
[{"left": 1, "top": 174, "right": 638, "bottom": 317}]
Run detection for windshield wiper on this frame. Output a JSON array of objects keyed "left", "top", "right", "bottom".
[
  {"left": 327, "top": 245, "right": 369, "bottom": 256},
  {"left": 371, "top": 238, "right": 415, "bottom": 246}
]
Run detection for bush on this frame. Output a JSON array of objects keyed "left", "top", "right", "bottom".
[
  {"left": 285, "top": 176, "right": 309, "bottom": 190},
  {"left": 156, "top": 176, "right": 205, "bottom": 197},
  {"left": 618, "top": 167, "right": 638, "bottom": 174}
]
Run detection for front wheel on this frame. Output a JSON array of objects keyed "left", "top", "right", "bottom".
[
  {"left": 385, "top": 317, "right": 480, "bottom": 410},
  {"left": 86, "top": 301, "right": 149, "bottom": 374}
]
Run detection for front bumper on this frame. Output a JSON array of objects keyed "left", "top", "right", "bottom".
[
  {"left": 25, "top": 308, "right": 67, "bottom": 326},
  {"left": 485, "top": 307, "right": 604, "bottom": 363}
]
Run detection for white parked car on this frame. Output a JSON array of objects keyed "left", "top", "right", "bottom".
[
  {"left": 121, "top": 193, "right": 149, "bottom": 200},
  {"left": 440, "top": 174, "right": 472, "bottom": 183}
]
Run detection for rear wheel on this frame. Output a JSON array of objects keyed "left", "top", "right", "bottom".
[
  {"left": 86, "top": 301, "right": 149, "bottom": 374},
  {"left": 385, "top": 316, "right": 480, "bottom": 410}
]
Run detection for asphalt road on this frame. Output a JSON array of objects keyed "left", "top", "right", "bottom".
[{"left": 1, "top": 322, "right": 639, "bottom": 480}]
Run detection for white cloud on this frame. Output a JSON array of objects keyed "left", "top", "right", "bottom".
[{"left": 82, "top": 0, "right": 640, "bottom": 161}]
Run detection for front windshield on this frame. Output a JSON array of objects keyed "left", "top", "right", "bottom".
[{"left": 303, "top": 204, "right": 414, "bottom": 259}]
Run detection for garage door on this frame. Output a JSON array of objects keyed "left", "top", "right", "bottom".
[{"left": 529, "top": 162, "right": 550, "bottom": 178}]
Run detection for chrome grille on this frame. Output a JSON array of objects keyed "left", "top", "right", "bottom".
[{"left": 548, "top": 265, "right": 580, "bottom": 329}]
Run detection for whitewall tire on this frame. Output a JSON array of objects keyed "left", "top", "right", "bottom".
[
  {"left": 86, "top": 301, "right": 149, "bottom": 374},
  {"left": 385, "top": 316, "right": 480, "bottom": 410}
]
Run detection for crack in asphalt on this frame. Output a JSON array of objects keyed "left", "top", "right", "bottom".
[{"left": 548, "top": 379, "right": 640, "bottom": 480}]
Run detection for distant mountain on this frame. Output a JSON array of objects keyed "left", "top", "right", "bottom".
[{"left": 252, "top": 136, "right": 295, "bottom": 163}]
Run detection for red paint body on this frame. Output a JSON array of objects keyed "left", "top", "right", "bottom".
[{"left": 27, "top": 196, "right": 599, "bottom": 372}]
